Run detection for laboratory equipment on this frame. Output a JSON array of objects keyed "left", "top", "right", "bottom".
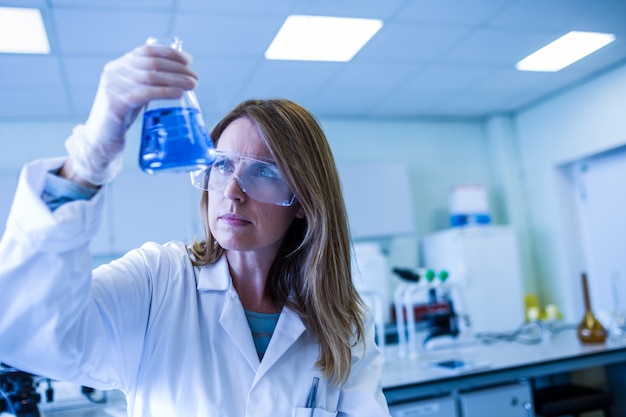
[
  {"left": 139, "top": 36, "right": 215, "bottom": 174},
  {"left": 422, "top": 225, "right": 526, "bottom": 334},
  {"left": 392, "top": 274, "right": 411, "bottom": 359},
  {"left": 449, "top": 184, "right": 491, "bottom": 227},
  {"left": 422, "top": 272, "right": 461, "bottom": 347},
  {"left": 577, "top": 272, "right": 607, "bottom": 344},
  {"left": 609, "top": 273, "right": 626, "bottom": 341},
  {"left": 351, "top": 243, "right": 388, "bottom": 354},
  {"left": 392, "top": 268, "right": 467, "bottom": 359},
  {"left": 392, "top": 267, "right": 429, "bottom": 359},
  {"left": 0, "top": 364, "right": 42, "bottom": 417}
]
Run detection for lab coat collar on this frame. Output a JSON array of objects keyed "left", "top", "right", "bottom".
[
  {"left": 220, "top": 287, "right": 262, "bottom": 371},
  {"left": 195, "top": 256, "right": 231, "bottom": 292},
  {"left": 197, "top": 256, "right": 307, "bottom": 378},
  {"left": 219, "top": 296, "right": 307, "bottom": 381}
]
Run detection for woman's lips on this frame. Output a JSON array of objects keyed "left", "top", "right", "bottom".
[{"left": 220, "top": 214, "right": 251, "bottom": 226}]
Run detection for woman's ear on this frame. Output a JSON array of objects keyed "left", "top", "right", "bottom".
[{"left": 295, "top": 204, "right": 305, "bottom": 219}]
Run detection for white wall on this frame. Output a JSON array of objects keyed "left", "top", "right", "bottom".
[
  {"left": 514, "top": 62, "right": 626, "bottom": 321},
  {"left": 0, "top": 115, "right": 491, "bottom": 273},
  {"left": 321, "top": 118, "right": 490, "bottom": 239},
  {"left": 5, "top": 59, "right": 625, "bottom": 323},
  {"left": 0, "top": 119, "right": 143, "bottom": 174}
]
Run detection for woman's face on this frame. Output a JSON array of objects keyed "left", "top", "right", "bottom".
[{"left": 208, "top": 117, "right": 304, "bottom": 258}]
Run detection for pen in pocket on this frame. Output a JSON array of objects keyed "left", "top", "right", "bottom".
[{"left": 306, "top": 376, "right": 319, "bottom": 416}]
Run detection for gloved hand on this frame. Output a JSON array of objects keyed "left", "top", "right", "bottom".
[{"left": 64, "top": 42, "right": 198, "bottom": 185}]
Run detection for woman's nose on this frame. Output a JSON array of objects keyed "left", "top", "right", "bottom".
[{"left": 223, "top": 174, "right": 246, "bottom": 201}]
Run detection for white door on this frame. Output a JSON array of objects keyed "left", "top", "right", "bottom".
[{"left": 574, "top": 149, "right": 626, "bottom": 327}]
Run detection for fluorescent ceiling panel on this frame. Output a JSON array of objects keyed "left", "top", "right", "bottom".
[
  {"left": 516, "top": 31, "right": 615, "bottom": 72},
  {"left": 0, "top": 7, "right": 50, "bottom": 54},
  {"left": 265, "top": 15, "right": 383, "bottom": 62}
]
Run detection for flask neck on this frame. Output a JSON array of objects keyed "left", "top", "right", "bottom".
[
  {"left": 582, "top": 273, "right": 592, "bottom": 312},
  {"left": 146, "top": 36, "right": 182, "bottom": 51}
]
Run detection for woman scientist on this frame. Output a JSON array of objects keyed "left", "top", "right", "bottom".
[{"left": 0, "top": 42, "right": 390, "bottom": 416}]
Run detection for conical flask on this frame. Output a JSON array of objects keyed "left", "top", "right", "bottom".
[
  {"left": 139, "top": 36, "right": 215, "bottom": 174},
  {"left": 577, "top": 272, "right": 607, "bottom": 344}
]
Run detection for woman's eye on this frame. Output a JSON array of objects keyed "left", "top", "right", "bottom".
[
  {"left": 213, "top": 158, "right": 233, "bottom": 173},
  {"left": 256, "top": 165, "right": 281, "bottom": 179}
]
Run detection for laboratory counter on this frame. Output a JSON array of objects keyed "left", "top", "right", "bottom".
[
  {"left": 2, "top": 328, "right": 626, "bottom": 416},
  {"left": 382, "top": 328, "right": 626, "bottom": 415}
]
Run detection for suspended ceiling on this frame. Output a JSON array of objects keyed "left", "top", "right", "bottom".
[{"left": 0, "top": 0, "right": 625, "bottom": 121}]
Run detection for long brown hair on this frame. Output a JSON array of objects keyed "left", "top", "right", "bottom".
[{"left": 190, "top": 99, "right": 365, "bottom": 384}]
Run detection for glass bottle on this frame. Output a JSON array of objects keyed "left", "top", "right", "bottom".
[
  {"left": 139, "top": 36, "right": 215, "bottom": 174},
  {"left": 609, "top": 272, "right": 626, "bottom": 341},
  {"left": 576, "top": 272, "right": 607, "bottom": 344}
]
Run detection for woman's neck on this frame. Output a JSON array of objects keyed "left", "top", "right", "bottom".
[{"left": 226, "top": 250, "right": 282, "bottom": 313}]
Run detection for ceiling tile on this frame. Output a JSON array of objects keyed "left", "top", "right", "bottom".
[
  {"left": 581, "top": 0, "right": 626, "bottom": 35},
  {"left": 440, "top": 28, "right": 566, "bottom": 67},
  {"left": 306, "top": 87, "right": 384, "bottom": 118},
  {"left": 50, "top": 0, "right": 174, "bottom": 8},
  {"left": 433, "top": 91, "right": 508, "bottom": 116},
  {"left": 489, "top": 0, "right": 620, "bottom": 32},
  {"left": 356, "top": 23, "right": 473, "bottom": 63},
  {"left": 235, "top": 60, "right": 343, "bottom": 100},
  {"left": 370, "top": 89, "right": 453, "bottom": 117},
  {"left": 191, "top": 57, "right": 259, "bottom": 115},
  {"left": 0, "top": 88, "right": 71, "bottom": 118},
  {"left": 396, "top": 0, "right": 515, "bottom": 26},
  {"left": 62, "top": 55, "right": 115, "bottom": 87},
  {"left": 0, "top": 55, "right": 63, "bottom": 88},
  {"left": 172, "top": 12, "right": 285, "bottom": 58},
  {"left": 401, "top": 65, "right": 492, "bottom": 93},
  {"left": 177, "top": 0, "right": 295, "bottom": 15},
  {"left": 53, "top": 9, "right": 172, "bottom": 54},
  {"left": 290, "top": 0, "right": 406, "bottom": 20},
  {"left": 466, "top": 69, "right": 553, "bottom": 94},
  {"left": 0, "top": 0, "right": 46, "bottom": 7},
  {"left": 325, "top": 62, "right": 418, "bottom": 89}
]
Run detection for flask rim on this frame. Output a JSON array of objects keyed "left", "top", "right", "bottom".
[{"left": 146, "top": 36, "right": 182, "bottom": 51}]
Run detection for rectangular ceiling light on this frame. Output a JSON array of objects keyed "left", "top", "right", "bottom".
[
  {"left": 0, "top": 7, "right": 50, "bottom": 54},
  {"left": 516, "top": 31, "right": 615, "bottom": 72},
  {"left": 265, "top": 15, "right": 383, "bottom": 62}
]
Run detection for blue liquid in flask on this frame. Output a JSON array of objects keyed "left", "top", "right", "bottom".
[{"left": 139, "top": 106, "right": 215, "bottom": 174}]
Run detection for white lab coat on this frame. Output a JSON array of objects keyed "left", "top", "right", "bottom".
[{"left": 0, "top": 158, "right": 390, "bottom": 417}]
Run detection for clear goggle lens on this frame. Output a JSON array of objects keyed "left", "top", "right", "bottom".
[{"left": 190, "top": 150, "right": 296, "bottom": 207}]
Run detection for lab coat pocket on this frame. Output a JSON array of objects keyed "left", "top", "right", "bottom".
[{"left": 293, "top": 407, "right": 338, "bottom": 417}]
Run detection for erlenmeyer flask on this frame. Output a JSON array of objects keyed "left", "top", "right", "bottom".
[
  {"left": 576, "top": 273, "right": 607, "bottom": 344},
  {"left": 139, "top": 36, "right": 215, "bottom": 174}
]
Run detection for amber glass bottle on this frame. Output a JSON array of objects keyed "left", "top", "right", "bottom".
[{"left": 577, "top": 273, "right": 607, "bottom": 344}]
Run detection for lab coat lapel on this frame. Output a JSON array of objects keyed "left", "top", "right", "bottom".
[
  {"left": 198, "top": 257, "right": 259, "bottom": 370},
  {"left": 219, "top": 289, "right": 260, "bottom": 372},
  {"left": 255, "top": 307, "right": 305, "bottom": 379}
]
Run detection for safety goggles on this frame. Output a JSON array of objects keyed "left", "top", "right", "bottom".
[{"left": 190, "top": 150, "right": 296, "bottom": 206}]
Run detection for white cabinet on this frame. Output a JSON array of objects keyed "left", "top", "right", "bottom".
[
  {"left": 458, "top": 382, "right": 534, "bottom": 417},
  {"left": 421, "top": 226, "right": 526, "bottom": 333},
  {"left": 389, "top": 395, "right": 457, "bottom": 417}
]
